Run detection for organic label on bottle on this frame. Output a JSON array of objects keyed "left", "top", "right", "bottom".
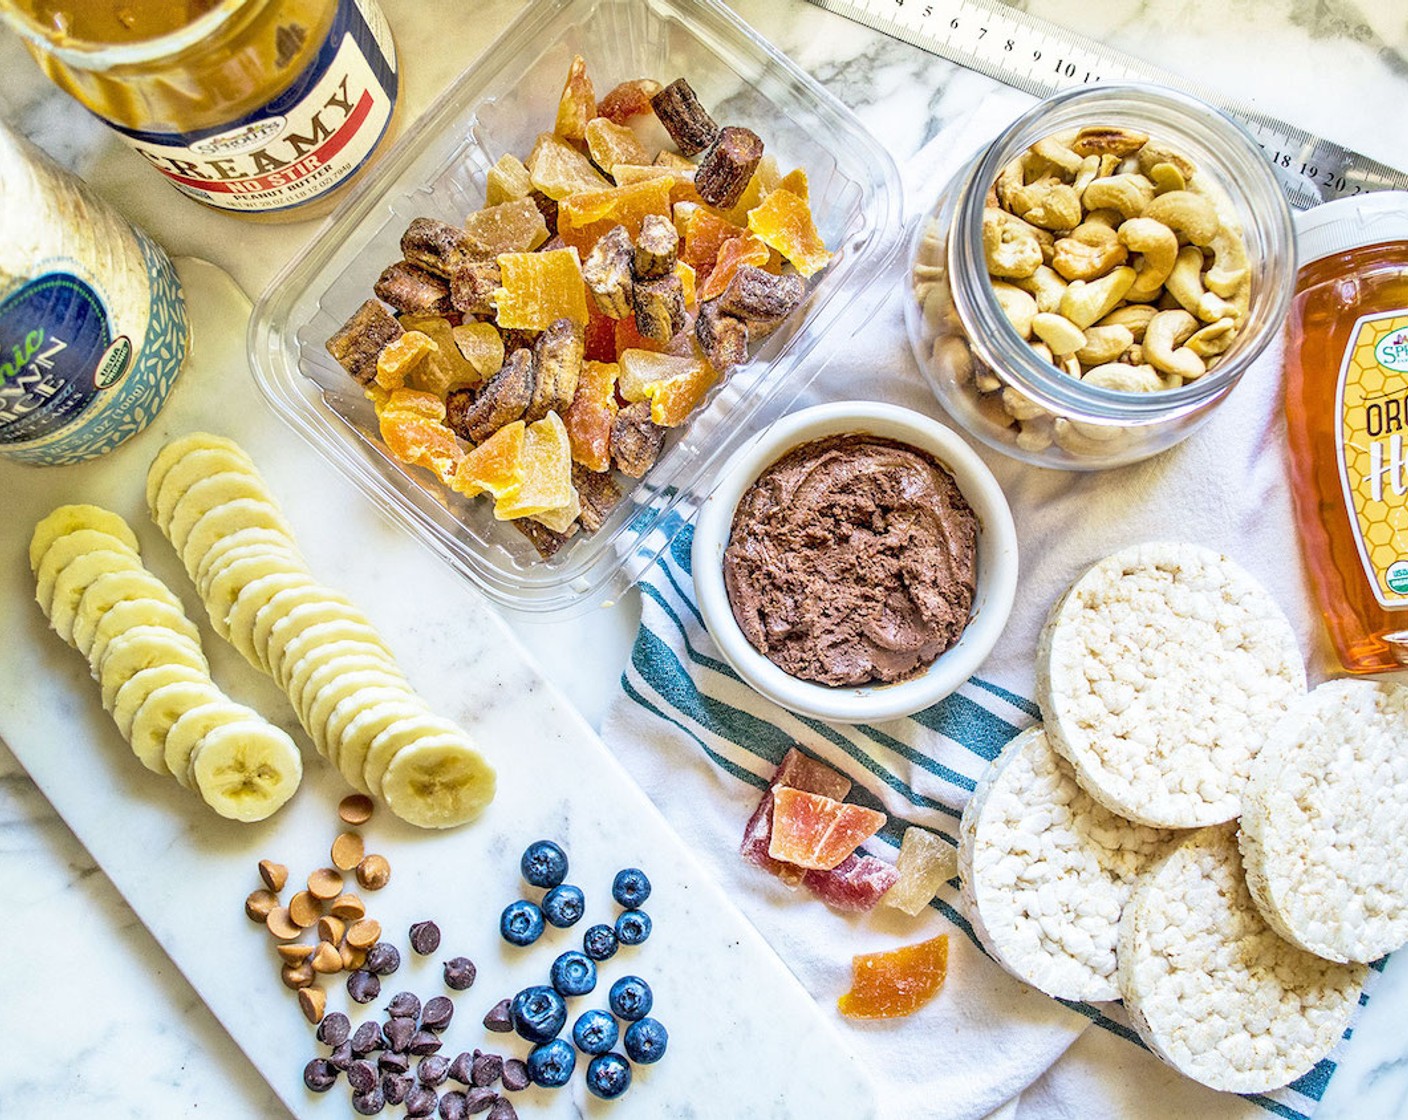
[
  {"left": 1336, "top": 308, "right": 1408, "bottom": 609},
  {"left": 106, "top": 0, "right": 397, "bottom": 214}
]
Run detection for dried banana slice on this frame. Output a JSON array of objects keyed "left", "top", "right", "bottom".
[
  {"left": 111, "top": 663, "right": 209, "bottom": 742},
  {"left": 98, "top": 627, "right": 208, "bottom": 710},
  {"left": 128, "top": 678, "right": 226, "bottom": 775},
  {"left": 163, "top": 700, "right": 262, "bottom": 789},
  {"left": 46, "top": 549, "right": 147, "bottom": 644},
  {"left": 29, "top": 504, "right": 140, "bottom": 574},
  {"left": 34, "top": 529, "right": 139, "bottom": 613},
  {"left": 190, "top": 719, "right": 303, "bottom": 823},
  {"left": 72, "top": 571, "right": 186, "bottom": 659},
  {"left": 380, "top": 734, "right": 496, "bottom": 829}
]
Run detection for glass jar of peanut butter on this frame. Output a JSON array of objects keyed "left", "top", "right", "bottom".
[{"left": 0, "top": 0, "right": 400, "bottom": 220}]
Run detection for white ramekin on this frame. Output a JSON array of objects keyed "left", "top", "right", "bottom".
[{"left": 691, "top": 401, "right": 1018, "bottom": 724}]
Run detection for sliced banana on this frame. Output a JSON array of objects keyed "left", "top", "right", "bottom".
[
  {"left": 164, "top": 700, "right": 261, "bottom": 789},
  {"left": 111, "top": 663, "right": 209, "bottom": 741},
  {"left": 46, "top": 549, "right": 145, "bottom": 644},
  {"left": 380, "top": 734, "right": 496, "bottom": 829},
  {"left": 146, "top": 432, "right": 253, "bottom": 513},
  {"left": 29, "top": 504, "right": 140, "bottom": 573},
  {"left": 226, "top": 574, "right": 319, "bottom": 668},
  {"left": 167, "top": 471, "right": 275, "bottom": 555},
  {"left": 190, "top": 720, "right": 302, "bottom": 823},
  {"left": 197, "top": 541, "right": 304, "bottom": 602},
  {"left": 266, "top": 605, "right": 378, "bottom": 684},
  {"left": 71, "top": 570, "right": 187, "bottom": 659},
  {"left": 128, "top": 678, "right": 225, "bottom": 775},
  {"left": 203, "top": 553, "right": 309, "bottom": 638},
  {"left": 87, "top": 597, "right": 201, "bottom": 673},
  {"left": 179, "top": 499, "right": 294, "bottom": 578},
  {"left": 334, "top": 699, "right": 431, "bottom": 795},
  {"left": 151, "top": 445, "right": 258, "bottom": 526},
  {"left": 292, "top": 649, "right": 406, "bottom": 728},
  {"left": 325, "top": 688, "right": 422, "bottom": 779},
  {"left": 195, "top": 527, "right": 304, "bottom": 591},
  {"left": 34, "top": 529, "right": 140, "bottom": 613},
  {"left": 305, "top": 671, "right": 416, "bottom": 756},
  {"left": 98, "top": 629, "right": 208, "bottom": 710},
  {"left": 363, "top": 713, "right": 466, "bottom": 799}
]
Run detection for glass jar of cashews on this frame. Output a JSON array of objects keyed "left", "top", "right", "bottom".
[{"left": 905, "top": 84, "right": 1295, "bottom": 470}]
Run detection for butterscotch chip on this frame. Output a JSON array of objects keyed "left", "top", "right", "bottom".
[
  {"left": 266, "top": 906, "right": 301, "bottom": 941},
  {"left": 245, "top": 888, "right": 279, "bottom": 922},
  {"left": 298, "top": 985, "right": 327, "bottom": 1025},
  {"left": 330, "top": 893, "right": 366, "bottom": 920},
  {"left": 307, "top": 868, "right": 344, "bottom": 901},
  {"left": 317, "top": 915, "right": 346, "bottom": 945},
  {"left": 339, "top": 793, "right": 375, "bottom": 825},
  {"left": 331, "top": 832, "right": 365, "bottom": 872},
  {"left": 258, "top": 859, "right": 288, "bottom": 892},
  {"left": 277, "top": 943, "right": 315, "bottom": 965},
  {"left": 345, "top": 918, "right": 382, "bottom": 949},
  {"left": 289, "top": 891, "right": 322, "bottom": 928},
  {"left": 311, "top": 941, "right": 343, "bottom": 974},
  {"left": 357, "top": 854, "right": 391, "bottom": 891},
  {"left": 281, "top": 961, "right": 315, "bottom": 990},
  {"left": 341, "top": 943, "right": 368, "bottom": 971}
]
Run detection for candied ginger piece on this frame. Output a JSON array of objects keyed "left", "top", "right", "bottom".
[
  {"left": 838, "top": 936, "right": 949, "bottom": 1020},
  {"left": 398, "top": 315, "right": 479, "bottom": 395},
  {"left": 379, "top": 390, "right": 463, "bottom": 485},
  {"left": 748, "top": 187, "right": 832, "bottom": 278},
  {"left": 464, "top": 197, "right": 549, "bottom": 257},
  {"left": 613, "top": 163, "right": 701, "bottom": 208},
  {"left": 880, "top": 827, "right": 958, "bottom": 918},
  {"left": 563, "top": 359, "right": 619, "bottom": 473},
  {"left": 494, "top": 249, "right": 589, "bottom": 330},
  {"left": 375, "top": 329, "right": 437, "bottom": 391},
  {"left": 773, "top": 746, "right": 851, "bottom": 800},
  {"left": 558, "top": 177, "right": 675, "bottom": 257},
  {"left": 768, "top": 787, "right": 886, "bottom": 871},
  {"left": 554, "top": 55, "right": 595, "bottom": 142},
  {"left": 679, "top": 207, "right": 747, "bottom": 277},
  {"left": 597, "top": 78, "right": 662, "bottom": 124},
  {"left": 586, "top": 117, "right": 650, "bottom": 176},
  {"left": 486, "top": 153, "right": 533, "bottom": 206},
  {"left": 699, "top": 233, "right": 770, "bottom": 302},
  {"left": 452, "top": 320, "right": 505, "bottom": 379},
  {"left": 804, "top": 853, "right": 900, "bottom": 913},
  {"left": 617, "top": 348, "right": 717, "bottom": 427},
  {"left": 494, "top": 412, "right": 574, "bottom": 520},
  {"left": 451, "top": 419, "right": 525, "bottom": 499},
  {"left": 527, "top": 132, "right": 610, "bottom": 201}
]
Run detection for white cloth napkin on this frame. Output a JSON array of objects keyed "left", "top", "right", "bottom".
[{"left": 600, "top": 113, "right": 1382, "bottom": 1119}]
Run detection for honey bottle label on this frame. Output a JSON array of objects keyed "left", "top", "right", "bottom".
[
  {"left": 104, "top": 0, "right": 397, "bottom": 215},
  {"left": 1336, "top": 308, "right": 1408, "bottom": 607}
]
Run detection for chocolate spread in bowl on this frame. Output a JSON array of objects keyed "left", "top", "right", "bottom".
[{"left": 722, "top": 434, "right": 979, "bottom": 687}]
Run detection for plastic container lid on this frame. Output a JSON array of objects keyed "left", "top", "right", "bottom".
[{"left": 1295, "top": 190, "right": 1408, "bottom": 266}]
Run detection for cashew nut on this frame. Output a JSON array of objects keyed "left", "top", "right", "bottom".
[
  {"left": 1077, "top": 324, "right": 1135, "bottom": 366},
  {"left": 1136, "top": 141, "right": 1196, "bottom": 182},
  {"left": 975, "top": 367, "right": 1003, "bottom": 393},
  {"left": 921, "top": 277, "right": 954, "bottom": 332},
  {"left": 1147, "top": 162, "right": 1186, "bottom": 194},
  {"left": 1081, "top": 209, "right": 1123, "bottom": 231},
  {"left": 1012, "top": 264, "right": 1068, "bottom": 314},
  {"left": 1118, "top": 217, "right": 1180, "bottom": 301},
  {"left": 1143, "top": 191, "right": 1219, "bottom": 246},
  {"left": 1060, "top": 266, "right": 1136, "bottom": 329},
  {"left": 1033, "top": 135, "right": 1084, "bottom": 176},
  {"left": 1016, "top": 417, "right": 1055, "bottom": 452},
  {"left": 1011, "top": 179, "right": 1083, "bottom": 231},
  {"left": 932, "top": 336, "right": 974, "bottom": 384},
  {"left": 1072, "top": 125, "right": 1150, "bottom": 158},
  {"left": 1204, "top": 223, "right": 1250, "bottom": 297},
  {"left": 992, "top": 281, "right": 1038, "bottom": 339},
  {"left": 1097, "top": 304, "right": 1157, "bottom": 340},
  {"left": 1030, "top": 340, "right": 1055, "bottom": 364},
  {"left": 1143, "top": 309, "right": 1206, "bottom": 380},
  {"left": 983, "top": 208, "right": 1044, "bottom": 279},
  {"left": 1032, "top": 312, "right": 1087, "bottom": 356},
  {"left": 1052, "top": 224, "right": 1129, "bottom": 282},
  {"left": 1081, "top": 362, "right": 1164, "bottom": 393},
  {"left": 1055, "top": 417, "right": 1131, "bottom": 453},
  {"left": 1125, "top": 343, "right": 1145, "bottom": 366},
  {"left": 1002, "top": 386, "right": 1048, "bottom": 421},
  {"left": 1185, "top": 317, "right": 1238, "bottom": 358},
  {"left": 1072, "top": 155, "right": 1102, "bottom": 196},
  {"left": 1083, "top": 174, "right": 1155, "bottom": 220},
  {"left": 996, "top": 155, "right": 1029, "bottom": 210}
]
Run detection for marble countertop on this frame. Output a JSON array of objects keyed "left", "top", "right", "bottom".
[{"left": 2, "top": 0, "right": 1406, "bottom": 1116}]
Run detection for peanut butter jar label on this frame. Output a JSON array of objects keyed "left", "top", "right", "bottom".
[
  {"left": 107, "top": 0, "right": 397, "bottom": 214},
  {"left": 1336, "top": 308, "right": 1408, "bottom": 607}
]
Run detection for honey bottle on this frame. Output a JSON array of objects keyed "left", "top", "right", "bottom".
[{"left": 1283, "top": 192, "right": 1408, "bottom": 672}]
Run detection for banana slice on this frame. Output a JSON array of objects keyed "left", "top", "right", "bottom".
[
  {"left": 203, "top": 553, "right": 309, "bottom": 638},
  {"left": 88, "top": 597, "right": 201, "bottom": 673},
  {"left": 190, "top": 720, "right": 302, "bottom": 823},
  {"left": 252, "top": 589, "right": 354, "bottom": 675},
  {"left": 363, "top": 712, "right": 466, "bottom": 798},
  {"left": 146, "top": 433, "right": 253, "bottom": 513},
  {"left": 164, "top": 700, "right": 261, "bottom": 789},
  {"left": 111, "top": 663, "right": 210, "bottom": 741},
  {"left": 98, "top": 628, "right": 208, "bottom": 710},
  {"left": 333, "top": 698, "right": 431, "bottom": 795},
  {"left": 34, "top": 529, "right": 140, "bottom": 613},
  {"left": 127, "top": 678, "right": 225, "bottom": 775},
  {"left": 152, "top": 448, "right": 262, "bottom": 529},
  {"left": 226, "top": 574, "right": 319, "bottom": 669},
  {"left": 195, "top": 527, "right": 304, "bottom": 591},
  {"left": 179, "top": 499, "right": 294, "bottom": 578},
  {"left": 197, "top": 541, "right": 304, "bottom": 602},
  {"left": 166, "top": 471, "right": 275, "bottom": 554},
  {"left": 266, "top": 604, "right": 377, "bottom": 683},
  {"left": 46, "top": 549, "right": 146, "bottom": 643},
  {"left": 72, "top": 570, "right": 187, "bottom": 659},
  {"left": 29, "top": 504, "right": 140, "bottom": 573},
  {"left": 291, "top": 648, "right": 406, "bottom": 727},
  {"left": 325, "top": 688, "right": 422, "bottom": 779},
  {"left": 380, "top": 734, "right": 496, "bottom": 829},
  {"left": 305, "top": 671, "right": 416, "bottom": 756}
]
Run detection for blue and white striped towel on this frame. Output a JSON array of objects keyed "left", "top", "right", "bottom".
[{"left": 601, "top": 111, "right": 1379, "bottom": 1119}]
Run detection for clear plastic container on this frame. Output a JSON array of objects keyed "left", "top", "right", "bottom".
[
  {"left": 905, "top": 84, "right": 1295, "bottom": 470},
  {"left": 249, "top": 0, "right": 901, "bottom": 613}
]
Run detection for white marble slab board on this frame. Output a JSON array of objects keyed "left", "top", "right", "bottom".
[{"left": 0, "top": 261, "right": 878, "bottom": 1119}]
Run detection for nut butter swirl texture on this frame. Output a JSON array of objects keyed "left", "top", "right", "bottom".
[{"left": 723, "top": 435, "right": 978, "bottom": 687}]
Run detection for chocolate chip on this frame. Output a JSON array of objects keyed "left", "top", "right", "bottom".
[
  {"left": 486, "top": 1097, "right": 518, "bottom": 1120},
  {"left": 470, "top": 1053, "right": 502, "bottom": 1088},
  {"left": 447, "top": 1051, "right": 474, "bottom": 1085},
  {"left": 421, "top": 995, "right": 454, "bottom": 1032},
  {"left": 366, "top": 942, "right": 401, "bottom": 976},
  {"left": 387, "top": 991, "right": 421, "bottom": 1019},
  {"left": 352, "top": 1087, "right": 386, "bottom": 1115},
  {"left": 409, "top": 921, "right": 441, "bottom": 955},
  {"left": 328, "top": 1041, "right": 354, "bottom": 1071},
  {"left": 482, "top": 999, "right": 512, "bottom": 1033},
  {"left": 499, "top": 1058, "right": 529, "bottom": 1092},
  {"left": 378, "top": 1050, "right": 410, "bottom": 1076},
  {"left": 303, "top": 1058, "right": 338, "bottom": 1092},
  {"left": 347, "top": 1059, "right": 378, "bottom": 1094},
  {"left": 381, "top": 1073, "right": 411, "bottom": 1105},
  {"left": 442, "top": 956, "right": 476, "bottom": 991},
  {"left": 465, "top": 1087, "right": 496, "bottom": 1114},
  {"left": 439, "top": 1089, "right": 469, "bottom": 1120},
  {"left": 347, "top": 969, "right": 381, "bottom": 1004},
  {"left": 383, "top": 1016, "right": 416, "bottom": 1053},
  {"left": 409, "top": 1028, "right": 443, "bottom": 1056},
  {"left": 418, "top": 1054, "right": 450, "bottom": 1087},
  {"left": 316, "top": 1011, "right": 350, "bottom": 1047},
  {"left": 351, "top": 1020, "right": 385, "bottom": 1055},
  {"left": 405, "top": 1085, "right": 438, "bottom": 1117}
]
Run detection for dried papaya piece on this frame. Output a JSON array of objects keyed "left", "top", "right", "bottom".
[
  {"left": 563, "top": 360, "right": 619, "bottom": 472},
  {"left": 650, "top": 77, "right": 719, "bottom": 156},
  {"left": 675, "top": 261, "right": 697, "bottom": 310},
  {"left": 379, "top": 389, "right": 463, "bottom": 485},
  {"left": 618, "top": 348, "right": 717, "bottom": 428},
  {"left": 527, "top": 132, "right": 611, "bottom": 201},
  {"left": 779, "top": 167, "right": 809, "bottom": 200},
  {"left": 654, "top": 150, "right": 696, "bottom": 172},
  {"left": 486, "top": 153, "right": 533, "bottom": 206},
  {"left": 837, "top": 935, "right": 949, "bottom": 1020},
  {"left": 748, "top": 187, "right": 832, "bottom": 278},
  {"left": 451, "top": 419, "right": 525, "bottom": 499},
  {"left": 494, "top": 249, "right": 590, "bottom": 330},
  {"left": 554, "top": 55, "right": 595, "bottom": 142},
  {"left": 768, "top": 787, "right": 886, "bottom": 870},
  {"left": 612, "top": 163, "right": 702, "bottom": 207},
  {"left": 375, "top": 329, "right": 437, "bottom": 391},
  {"left": 585, "top": 117, "right": 649, "bottom": 176},
  {"left": 451, "top": 320, "right": 505, "bottom": 379},
  {"left": 583, "top": 301, "right": 617, "bottom": 363},
  {"left": 494, "top": 412, "right": 575, "bottom": 520},
  {"left": 464, "top": 197, "right": 550, "bottom": 257},
  {"left": 679, "top": 206, "right": 747, "bottom": 277},
  {"left": 398, "top": 315, "right": 480, "bottom": 396},
  {"left": 614, "top": 315, "right": 666, "bottom": 356},
  {"left": 880, "top": 827, "right": 958, "bottom": 917},
  {"left": 557, "top": 177, "right": 674, "bottom": 257},
  {"left": 698, "top": 233, "right": 770, "bottom": 303},
  {"left": 597, "top": 78, "right": 662, "bottom": 125}
]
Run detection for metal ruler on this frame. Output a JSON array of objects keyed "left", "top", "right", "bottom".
[{"left": 802, "top": 0, "right": 1408, "bottom": 209}]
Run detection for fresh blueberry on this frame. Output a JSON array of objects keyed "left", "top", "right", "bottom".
[
  {"left": 520, "top": 840, "right": 569, "bottom": 889},
  {"left": 511, "top": 985, "right": 567, "bottom": 1044},
  {"left": 542, "top": 884, "right": 585, "bottom": 928},
  {"left": 608, "top": 976, "right": 652, "bottom": 1022},
  {"left": 615, "top": 909, "right": 651, "bottom": 946},
  {"left": 582, "top": 923, "right": 619, "bottom": 962},
  {"left": 525, "top": 1039, "right": 576, "bottom": 1088},
  {"left": 549, "top": 950, "right": 597, "bottom": 998},
  {"left": 572, "top": 1009, "right": 619, "bottom": 1055},
  {"left": 624, "top": 1017, "right": 668, "bottom": 1064},
  {"left": 611, "top": 868, "right": 651, "bottom": 909},
  {"left": 585, "top": 1053, "right": 632, "bottom": 1100},
  {"left": 499, "top": 899, "right": 545, "bottom": 947}
]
